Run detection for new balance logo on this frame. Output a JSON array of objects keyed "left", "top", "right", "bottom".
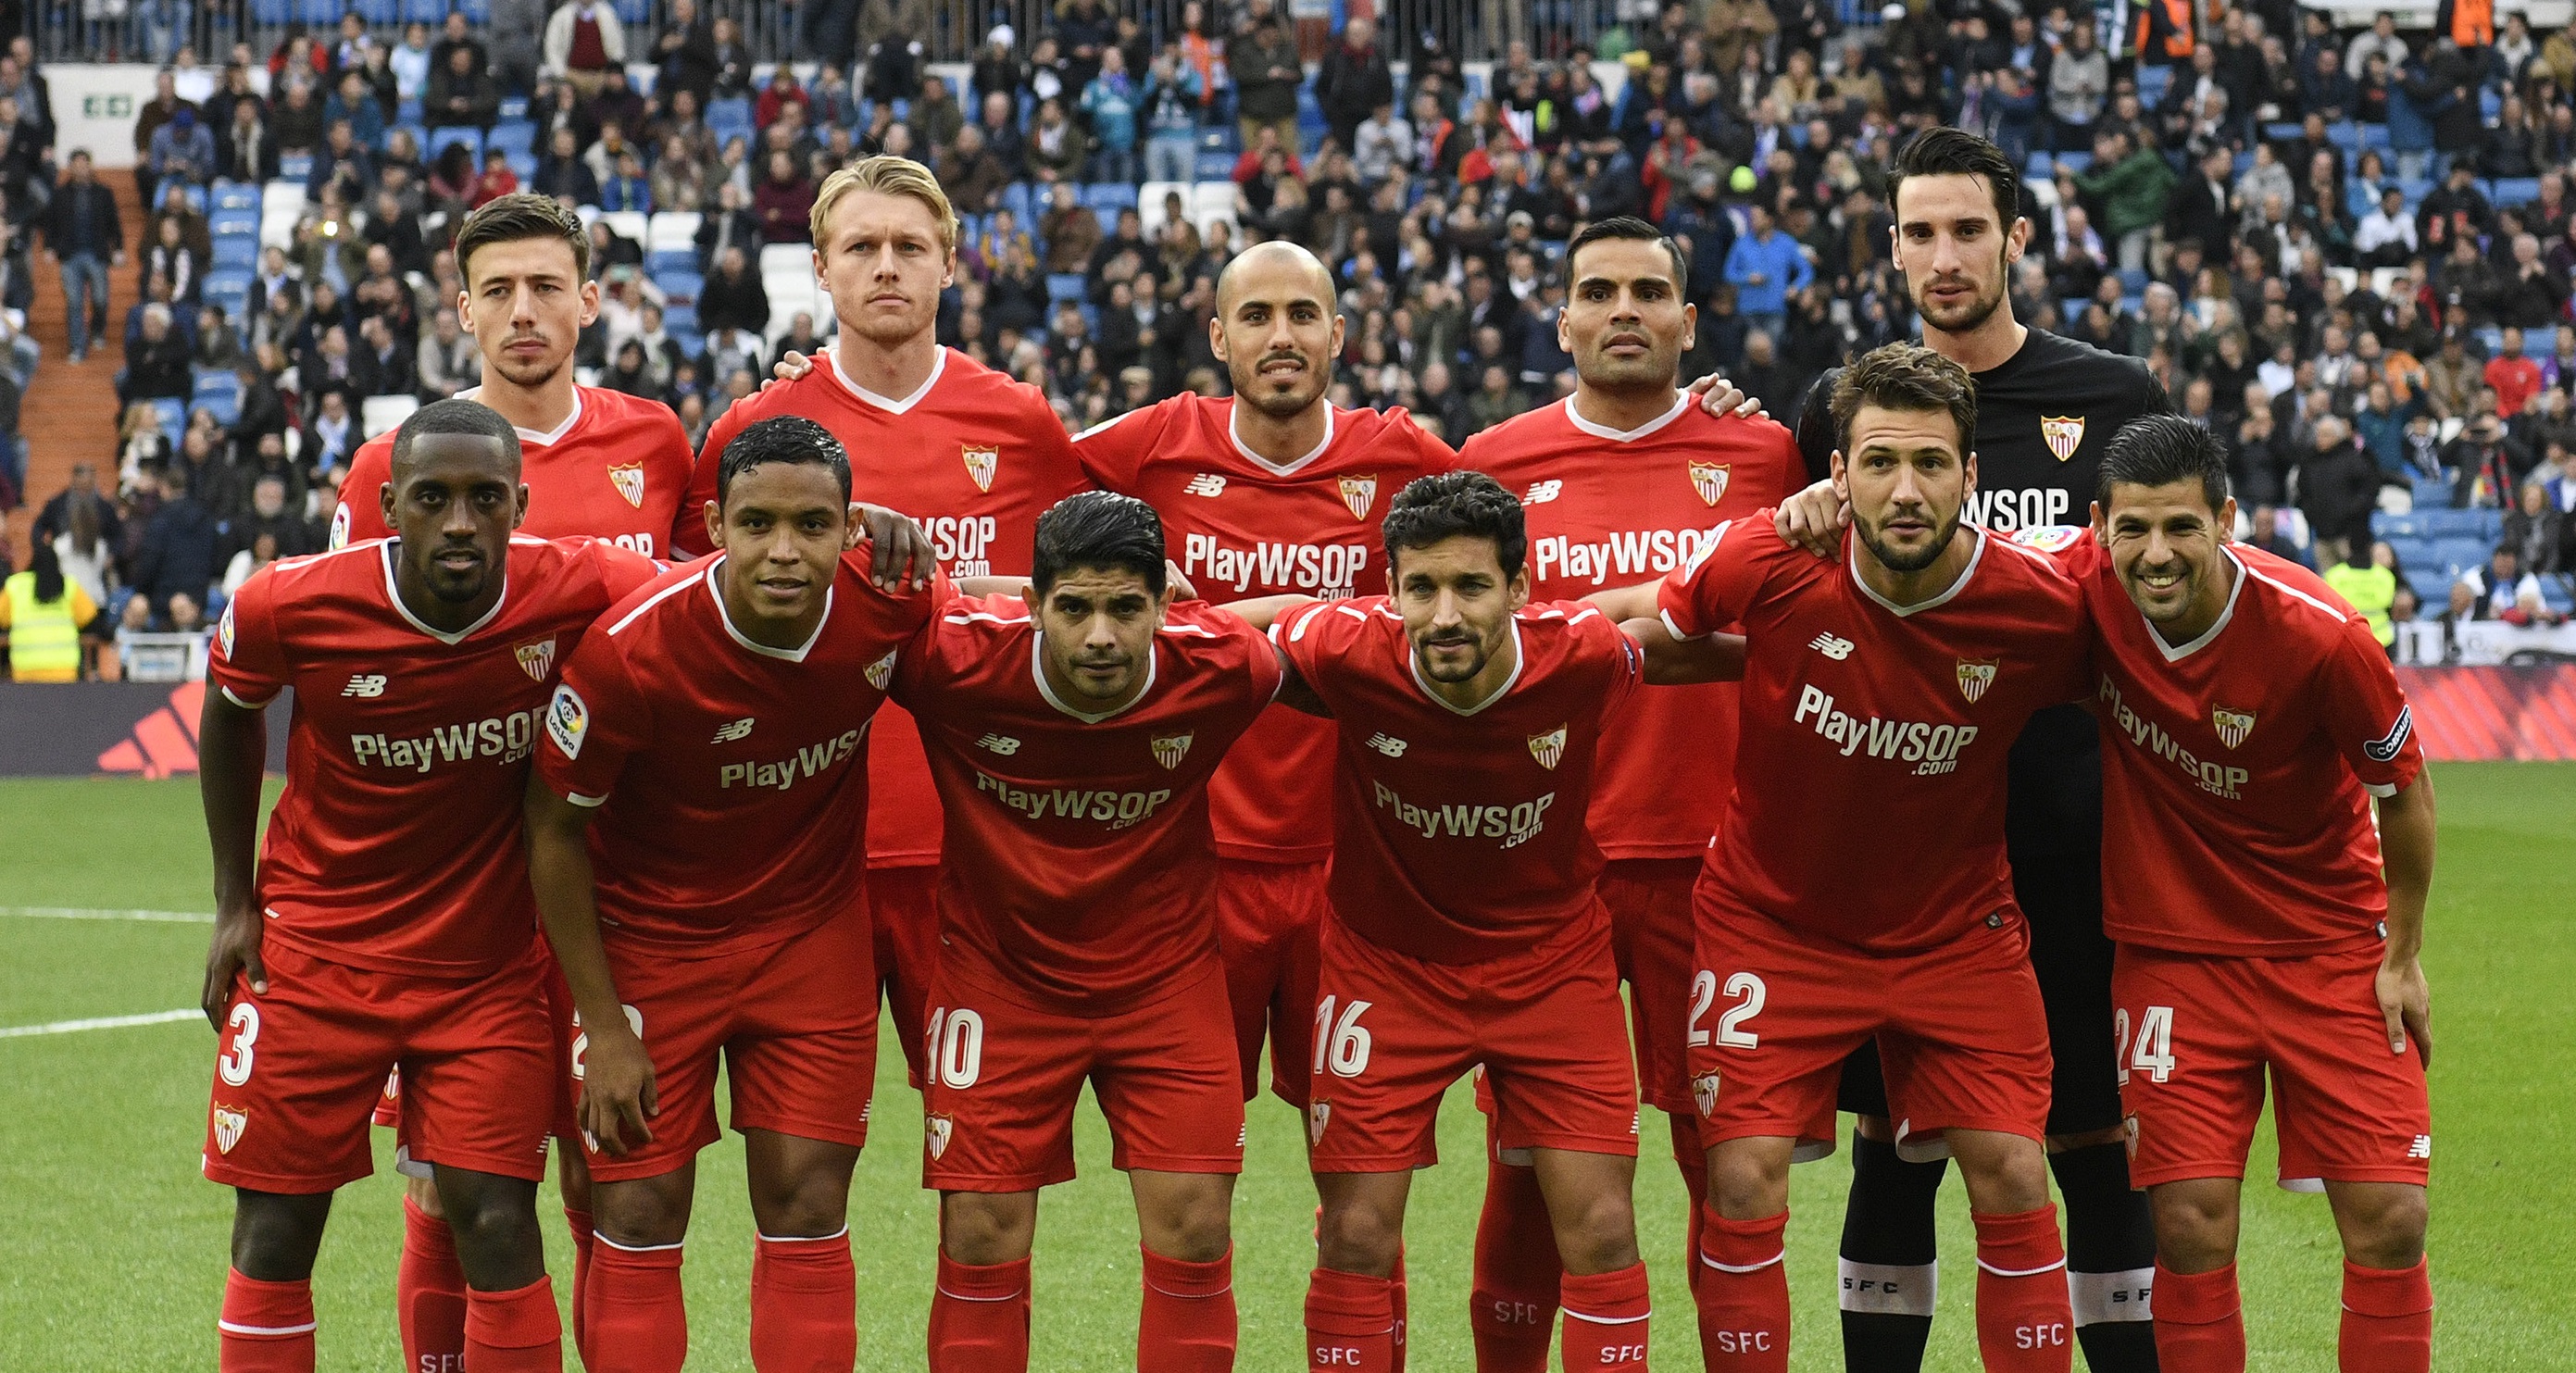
[
  {"left": 342, "top": 674, "right": 388, "bottom": 697},
  {"left": 1523, "top": 480, "right": 1562, "bottom": 505},
  {"left": 711, "top": 718, "right": 756, "bottom": 744},
  {"left": 1182, "top": 472, "right": 1228, "bottom": 497},
  {"left": 1366, "top": 732, "right": 1407, "bottom": 757},
  {"left": 1808, "top": 633, "right": 1854, "bottom": 661},
  {"left": 976, "top": 733, "right": 1022, "bottom": 755},
  {"left": 2407, "top": 1135, "right": 2432, "bottom": 1159}
]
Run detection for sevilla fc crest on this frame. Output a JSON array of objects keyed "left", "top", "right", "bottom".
[
  {"left": 1956, "top": 659, "right": 1998, "bottom": 704},
  {"left": 2212, "top": 705, "right": 2257, "bottom": 749},
  {"left": 1691, "top": 1073, "right": 1721, "bottom": 1119},
  {"left": 2041, "top": 416, "right": 2086, "bottom": 463},
  {"left": 1308, "top": 1100, "right": 1332, "bottom": 1145},
  {"left": 516, "top": 638, "right": 557, "bottom": 682},
  {"left": 606, "top": 463, "right": 646, "bottom": 508},
  {"left": 1338, "top": 475, "right": 1378, "bottom": 520},
  {"left": 961, "top": 444, "right": 999, "bottom": 493},
  {"left": 925, "top": 1113, "right": 954, "bottom": 1160},
  {"left": 1689, "top": 461, "right": 1731, "bottom": 506},
  {"left": 1527, "top": 725, "right": 1568, "bottom": 770},
  {"left": 865, "top": 649, "right": 898, "bottom": 692},
  {"left": 1152, "top": 732, "right": 1194, "bottom": 769},
  {"left": 213, "top": 1105, "right": 248, "bottom": 1155}
]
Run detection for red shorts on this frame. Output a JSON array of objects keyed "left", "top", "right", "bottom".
[
  {"left": 1690, "top": 898, "right": 2053, "bottom": 1154},
  {"left": 205, "top": 938, "right": 556, "bottom": 1192},
  {"left": 372, "top": 954, "right": 582, "bottom": 1168},
  {"left": 1606, "top": 857, "right": 1701, "bottom": 1117},
  {"left": 1307, "top": 907, "right": 1639, "bottom": 1173},
  {"left": 920, "top": 955, "right": 1244, "bottom": 1192},
  {"left": 871, "top": 864, "right": 940, "bottom": 1089},
  {"left": 2113, "top": 942, "right": 2432, "bottom": 1190},
  {"left": 577, "top": 910, "right": 879, "bottom": 1182},
  {"left": 1216, "top": 856, "right": 1328, "bottom": 1107}
]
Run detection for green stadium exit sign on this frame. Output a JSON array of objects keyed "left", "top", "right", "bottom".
[{"left": 83, "top": 94, "right": 132, "bottom": 118}]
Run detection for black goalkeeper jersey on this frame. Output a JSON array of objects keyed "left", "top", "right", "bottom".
[{"left": 1794, "top": 327, "right": 2173, "bottom": 858}]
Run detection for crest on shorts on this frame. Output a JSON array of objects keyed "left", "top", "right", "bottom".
[
  {"left": 1152, "top": 732, "right": 1194, "bottom": 769},
  {"left": 2122, "top": 1113, "right": 2141, "bottom": 1161},
  {"left": 1527, "top": 725, "right": 1568, "bottom": 771},
  {"left": 961, "top": 444, "right": 999, "bottom": 493},
  {"left": 1689, "top": 461, "right": 1731, "bottom": 506},
  {"left": 516, "top": 638, "right": 557, "bottom": 682},
  {"left": 1691, "top": 1072, "right": 1721, "bottom": 1118},
  {"left": 1308, "top": 1100, "right": 1332, "bottom": 1145},
  {"left": 2211, "top": 705, "right": 2257, "bottom": 750},
  {"left": 2041, "top": 415, "right": 2086, "bottom": 463},
  {"left": 926, "top": 1113, "right": 954, "bottom": 1160},
  {"left": 213, "top": 1105, "right": 247, "bottom": 1155},
  {"left": 865, "top": 649, "right": 898, "bottom": 692},
  {"left": 1338, "top": 476, "right": 1379, "bottom": 520},
  {"left": 1956, "top": 658, "right": 1998, "bottom": 704},
  {"left": 606, "top": 463, "right": 646, "bottom": 508}
]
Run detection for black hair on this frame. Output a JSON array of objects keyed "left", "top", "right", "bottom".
[
  {"left": 30, "top": 537, "right": 63, "bottom": 604},
  {"left": 1889, "top": 126, "right": 2020, "bottom": 236},
  {"left": 1032, "top": 491, "right": 1167, "bottom": 596},
  {"left": 391, "top": 398, "right": 522, "bottom": 478},
  {"left": 1381, "top": 470, "right": 1527, "bottom": 579},
  {"left": 715, "top": 415, "right": 852, "bottom": 505},
  {"left": 2096, "top": 414, "right": 2232, "bottom": 515},
  {"left": 1564, "top": 216, "right": 1692, "bottom": 302}
]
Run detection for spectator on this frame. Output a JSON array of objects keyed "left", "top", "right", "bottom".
[
  {"left": 598, "top": 147, "right": 651, "bottom": 212},
  {"left": 695, "top": 178, "right": 761, "bottom": 270},
  {"left": 216, "top": 94, "right": 274, "bottom": 185},
  {"left": 1025, "top": 96, "right": 1090, "bottom": 184},
  {"left": 1, "top": 541, "right": 100, "bottom": 680},
  {"left": 1230, "top": 14, "right": 1302, "bottom": 156},
  {"left": 1142, "top": 47, "right": 1205, "bottom": 184},
  {"left": 857, "top": 0, "right": 931, "bottom": 102},
  {"left": 752, "top": 150, "right": 815, "bottom": 244},
  {"left": 2298, "top": 415, "right": 2383, "bottom": 556},
  {"left": 119, "top": 302, "right": 191, "bottom": 406},
  {"left": 1040, "top": 181, "right": 1100, "bottom": 274},
  {"left": 2497, "top": 233, "right": 2570, "bottom": 331},
  {"left": 2488, "top": 327, "right": 2543, "bottom": 418},
  {"left": 2321, "top": 539, "right": 2400, "bottom": 648},
  {"left": 469, "top": 147, "right": 521, "bottom": 208},
  {"left": 146, "top": 105, "right": 216, "bottom": 198},
  {"left": 934, "top": 124, "right": 1009, "bottom": 216},
  {"left": 543, "top": 0, "right": 626, "bottom": 104},
  {"left": 130, "top": 464, "right": 219, "bottom": 624},
  {"left": 40, "top": 150, "right": 121, "bottom": 364},
  {"left": 2450, "top": 542, "right": 2554, "bottom": 623},
  {"left": 906, "top": 70, "right": 965, "bottom": 156},
  {"left": 697, "top": 244, "right": 769, "bottom": 337},
  {"left": 599, "top": 336, "right": 661, "bottom": 401},
  {"left": 1723, "top": 205, "right": 1810, "bottom": 340},
  {"left": 650, "top": 134, "right": 708, "bottom": 217},
  {"left": 2504, "top": 478, "right": 2568, "bottom": 576},
  {"left": 1081, "top": 48, "right": 1141, "bottom": 185},
  {"left": 415, "top": 306, "right": 478, "bottom": 402},
  {"left": 142, "top": 213, "right": 196, "bottom": 306},
  {"left": 426, "top": 43, "right": 499, "bottom": 130},
  {"left": 652, "top": 0, "right": 717, "bottom": 106},
  {"left": 531, "top": 126, "right": 598, "bottom": 206},
  {"left": 1316, "top": 18, "right": 1395, "bottom": 157}
]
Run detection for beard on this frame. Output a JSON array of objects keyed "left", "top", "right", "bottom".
[
  {"left": 1857, "top": 504, "right": 1961, "bottom": 574},
  {"left": 1234, "top": 354, "right": 1328, "bottom": 418},
  {"left": 1412, "top": 630, "right": 1492, "bottom": 682},
  {"left": 1912, "top": 250, "right": 2010, "bottom": 336},
  {"left": 487, "top": 344, "right": 566, "bottom": 391}
]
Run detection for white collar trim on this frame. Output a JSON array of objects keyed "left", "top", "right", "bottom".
[
  {"left": 381, "top": 540, "right": 511, "bottom": 644},
  {"left": 1847, "top": 525, "right": 1986, "bottom": 618},
  {"left": 828, "top": 343, "right": 946, "bottom": 414},
  {"left": 456, "top": 384, "right": 583, "bottom": 447},
  {"left": 1030, "top": 630, "right": 1156, "bottom": 722},
  {"left": 1409, "top": 616, "right": 1525, "bottom": 716},
  {"left": 1562, "top": 390, "right": 1690, "bottom": 442},
  {"left": 706, "top": 555, "right": 832, "bottom": 662},
  {"left": 2144, "top": 545, "right": 2249, "bottom": 663},
  {"left": 1228, "top": 399, "right": 1336, "bottom": 475}
]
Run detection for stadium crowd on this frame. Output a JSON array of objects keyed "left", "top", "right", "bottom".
[{"left": 3, "top": 0, "right": 2575, "bottom": 679}]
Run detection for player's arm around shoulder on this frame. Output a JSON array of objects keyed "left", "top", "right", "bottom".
[{"left": 1229, "top": 594, "right": 1342, "bottom": 718}]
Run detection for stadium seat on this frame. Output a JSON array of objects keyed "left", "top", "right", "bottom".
[
  {"left": 1137, "top": 181, "right": 1193, "bottom": 238},
  {"left": 294, "top": 0, "right": 335, "bottom": 22},
  {"left": 362, "top": 394, "right": 420, "bottom": 439},
  {"left": 402, "top": 0, "right": 449, "bottom": 22},
  {"left": 600, "top": 210, "right": 650, "bottom": 246},
  {"left": 2263, "top": 122, "right": 2303, "bottom": 143},
  {"left": 210, "top": 181, "right": 259, "bottom": 212},
  {"left": 459, "top": 0, "right": 490, "bottom": 21},
  {"left": 504, "top": 151, "right": 537, "bottom": 181},
  {"left": 396, "top": 98, "right": 425, "bottom": 127},
  {"left": 355, "top": 0, "right": 399, "bottom": 24},
  {"left": 2025, "top": 153, "right": 2053, "bottom": 183},
  {"left": 485, "top": 121, "right": 537, "bottom": 157},
  {"left": 2116, "top": 268, "right": 2148, "bottom": 295},
  {"left": 2490, "top": 179, "right": 2541, "bottom": 209},
  {"left": 2384, "top": 536, "right": 2436, "bottom": 574},
  {"left": 1188, "top": 181, "right": 1240, "bottom": 236},
  {"left": 211, "top": 237, "right": 259, "bottom": 270},
  {"left": 1046, "top": 273, "right": 1087, "bottom": 305},
  {"left": 2403, "top": 567, "right": 2450, "bottom": 604},
  {"left": 2325, "top": 121, "right": 2363, "bottom": 152},
  {"left": 496, "top": 94, "right": 529, "bottom": 120},
  {"left": 210, "top": 206, "right": 259, "bottom": 237},
  {"left": 645, "top": 245, "right": 695, "bottom": 275},
  {"left": 424, "top": 125, "right": 480, "bottom": 162},
  {"left": 252, "top": 0, "right": 292, "bottom": 24},
  {"left": 194, "top": 391, "right": 242, "bottom": 427},
  {"left": 660, "top": 302, "right": 698, "bottom": 344},
  {"left": 2051, "top": 150, "right": 2092, "bottom": 173},
  {"left": 2359, "top": 123, "right": 2391, "bottom": 151},
  {"left": 998, "top": 181, "right": 1033, "bottom": 226},
  {"left": 653, "top": 270, "right": 703, "bottom": 305},
  {"left": 1083, "top": 183, "right": 1140, "bottom": 212},
  {"left": 2137, "top": 64, "right": 2173, "bottom": 108},
  {"left": 758, "top": 243, "right": 813, "bottom": 280},
  {"left": 2433, "top": 538, "right": 2492, "bottom": 579},
  {"left": 2421, "top": 508, "right": 2489, "bottom": 540},
  {"left": 203, "top": 270, "right": 252, "bottom": 320},
  {"left": 279, "top": 153, "right": 314, "bottom": 181},
  {"left": 151, "top": 398, "right": 187, "bottom": 440},
  {"left": 1194, "top": 150, "right": 1237, "bottom": 181},
  {"left": 2373, "top": 511, "right": 2423, "bottom": 540},
  {"left": 647, "top": 210, "right": 701, "bottom": 249}
]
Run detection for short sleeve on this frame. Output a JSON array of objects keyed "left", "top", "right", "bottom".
[
  {"left": 1069, "top": 400, "right": 1169, "bottom": 493},
  {"left": 1656, "top": 516, "right": 1769, "bottom": 641},
  {"left": 1266, "top": 596, "right": 1339, "bottom": 700},
  {"left": 2317, "top": 623, "right": 2424, "bottom": 799},
  {"left": 1406, "top": 411, "right": 1460, "bottom": 474},
  {"left": 331, "top": 440, "right": 395, "bottom": 549},
  {"left": 1581, "top": 605, "right": 1644, "bottom": 712},
  {"left": 673, "top": 406, "right": 743, "bottom": 559},
  {"left": 207, "top": 570, "right": 290, "bottom": 708},
  {"left": 538, "top": 633, "right": 652, "bottom": 807},
  {"left": 582, "top": 539, "right": 667, "bottom": 604}
]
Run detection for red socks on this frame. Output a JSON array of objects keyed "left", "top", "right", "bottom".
[
  {"left": 218, "top": 1269, "right": 316, "bottom": 1373},
  {"left": 2154, "top": 1260, "right": 2247, "bottom": 1372},
  {"left": 1692, "top": 1207, "right": 1789, "bottom": 1372},
  {"left": 584, "top": 1238, "right": 687, "bottom": 1373},
  {"left": 1306, "top": 1267, "right": 1396, "bottom": 1373},
  {"left": 1971, "top": 1204, "right": 2075, "bottom": 1373},
  {"left": 564, "top": 1207, "right": 596, "bottom": 1368},
  {"left": 399, "top": 1197, "right": 469, "bottom": 1373},
  {"left": 1139, "top": 1246, "right": 1237, "bottom": 1373},
  {"left": 1559, "top": 1263, "right": 1652, "bottom": 1371},
  {"left": 1672, "top": 1114, "right": 1712, "bottom": 1296},
  {"left": 1389, "top": 1249, "right": 1409, "bottom": 1373},
  {"left": 930, "top": 1252, "right": 1032, "bottom": 1373},
  {"left": 751, "top": 1230, "right": 857, "bottom": 1373},
  {"left": 1470, "top": 1159, "right": 1561, "bottom": 1373},
  {"left": 2339, "top": 1258, "right": 2433, "bottom": 1373},
  {"left": 464, "top": 1276, "right": 564, "bottom": 1372}
]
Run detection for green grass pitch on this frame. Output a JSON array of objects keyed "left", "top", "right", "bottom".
[{"left": 1, "top": 764, "right": 2569, "bottom": 1370}]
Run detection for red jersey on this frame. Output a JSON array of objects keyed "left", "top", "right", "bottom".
[
  {"left": 1658, "top": 518, "right": 2088, "bottom": 953},
  {"left": 207, "top": 535, "right": 660, "bottom": 978},
  {"left": 2016, "top": 528, "right": 2425, "bottom": 956},
  {"left": 1076, "top": 396, "right": 1456, "bottom": 864},
  {"left": 331, "top": 386, "right": 699, "bottom": 558},
  {"left": 691, "top": 345, "right": 1092, "bottom": 867},
  {"left": 890, "top": 594, "right": 1282, "bottom": 1013},
  {"left": 534, "top": 545, "right": 944, "bottom": 958},
  {"left": 1462, "top": 393, "right": 1804, "bottom": 858},
  {"left": 1271, "top": 596, "right": 1642, "bottom": 964}
]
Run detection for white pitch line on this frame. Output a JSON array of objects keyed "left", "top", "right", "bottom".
[
  {"left": 0, "top": 905, "right": 211, "bottom": 923},
  {"left": 0, "top": 1009, "right": 202, "bottom": 1039}
]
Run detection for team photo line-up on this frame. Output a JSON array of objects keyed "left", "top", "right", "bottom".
[{"left": 194, "top": 131, "right": 2435, "bottom": 1373}]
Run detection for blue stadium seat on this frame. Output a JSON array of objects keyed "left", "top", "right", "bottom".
[
  {"left": 997, "top": 181, "right": 1032, "bottom": 226},
  {"left": 356, "top": 0, "right": 401, "bottom": 24},
  {"left": 2433, "top": 538, "right": 2492, "bottom": 578},
  {"left": 1046, "top": 273, "right": 1087, "bottom": 305},
  {"left": 2544, "top": 579, "right": 2575, "bottom": 615},
  {"left": 2373, "top": 511, "right": 2423, "bottom": 540},
  {"left": 496, "top": 95, "right": 529, "bottom": 120},
  {"left": 252, "top": 0, "right": 293, "bottom": 24},
  {"left": 459, "top": 0, "right": 489, "bottom": 21},
  {"left": 2475, "top": 327, "right": 2506, "bottom": 358},
  {"left": 2404, "top": 568, "right": 2450, "bottom": 603},
  {"left": 2116, "top": 267, "right": 2148, "bottom": 295},
  {"left": 279, "top": 153, "right": 314, "bottom": 181},
  {"left": 2383, "top": 536, "right": 2436, "bottom": 573},
  {"left": 210, "top": 181, "right": 260, "bottom": 212},
  {"left": 294, "top": 0, "right": 337, "bottom": 24},
  {"left": 194, "top": 391, "right": 242, "bottom": 427},
  {"left": 653, "top": 270, "right": 703, "bottom": 304},
  {"left": 1194, "top": 151, "right": 1236, "bottom": 180},
  {"left": 403, "top": 0, "right": 449, "bottom": 22},
  {"left": 504, "top": 150, "right": 536, "bottom": 181},
  {"left": 706, "top": 98, "right": 754, "bottom": 148},
  {"left": 2263, "top": 122, "right": 2303, "bottom": 143},
  {"left": 2137, "top": 64, "right": 2173, "bottom": 108},
  {"left": 1198, "top": 126, "right": 1240, "bottom": 156},
  {"left": 2396, "top": 175, "right": 2432, "bottom": 203},
  {"left": 396, "top": 98, "right": 423, "bottom": 126},
  {"left": 1092, "top": 206, "right": 1122, "bottom": 236},
  {"left": 660, "top": 303, "right": 698, "bottom": 344},
  {"left": 616, "top": 0, "right": 648, "bottom": 25},
  {"left": 2359, "top": 123, "right": 2391, "bottom": 150},
  {"left": 2490, "top": 179, "right": 2540, "bottom": 208},
  {"left": 427, "top": 126, "right": 481, "bottom": 161},
  {"left": 152, "top": 397, "right": 187, "bottom": 440},
  {"left": 2051, "top": 151, "right": 2092, "bottom": 173},
  {"left": 2411, "top": 476, "right": 2454, "bottom": 509},
  {"left": 645, "top": 246, "right": 694, "bottom": 275},
  {"left": 212, "top": 236, "right": 259, "bottom": 270},
  {"left": 210, "top": 208, "right": 259, "bottom": 237},
  {"left": 1083, "top": 183, "right": 1139, "bottom": 212},
  {"left": 2325, "top": 122, "right": 2363, "bottom": 151},
  {"left": 2025, "top": 153, "right": 2053, "bottom": 183},
  {"left": 2421, "top": 508, "right": 2488, "bottom": 539},
  {"left": 203, "top": 270, "right": 252, "bottom": 321},
  {"left": 486, "top": 121, "right": 536, "bottom": 156}
]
